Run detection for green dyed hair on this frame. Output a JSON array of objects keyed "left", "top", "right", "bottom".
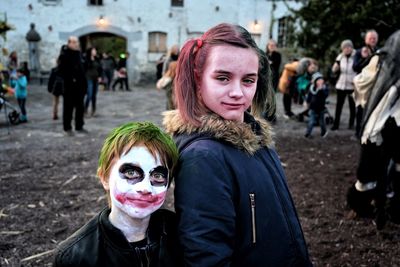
[{"left": 97, "top": 122, "right": 178, "bottom": 201}]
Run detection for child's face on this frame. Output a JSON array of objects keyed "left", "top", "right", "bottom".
[
  {"left": 104, "top": 146, "right": 168, "bottom": 219},
  {"left": 307, "top": 62, "right": 318, "bottom": 74},
  {"left": 199, "top": 45, "right": 258, "bottom": 122}
]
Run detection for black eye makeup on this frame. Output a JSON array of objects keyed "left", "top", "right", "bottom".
[
  {"left": 119, "top": 164, "right": 144, "bottom": 184},
  {"left": 119, "top": 164, "right": 169, "bottom": 187},
  {"left": 149, "top": 166, "right": 169, "bottom": 187}
]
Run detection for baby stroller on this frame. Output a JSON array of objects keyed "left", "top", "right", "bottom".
[{"left": 0, "top": 89, "right": 20, "bottom": 134}]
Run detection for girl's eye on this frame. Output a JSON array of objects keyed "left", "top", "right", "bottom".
[
  {"left": 243, "top": 78, "right": 255, "bottom": 84},
  {"left": 216, "top": 76, "right": 229, "bottom": 82}
]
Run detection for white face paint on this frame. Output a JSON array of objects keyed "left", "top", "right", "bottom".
[{"left": 108, "top": 146, "right": 168, "bottom": 219}]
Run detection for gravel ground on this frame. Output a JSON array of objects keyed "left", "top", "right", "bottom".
[{"left": 0, "top": 83, "right": 399, "bottom": 266}]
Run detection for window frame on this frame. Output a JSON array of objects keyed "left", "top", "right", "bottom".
[
  {"left": 171, "top": 0, "right": 184, "bottom": 7},
  {"left": 88, "top": 0, "right": 103, "bottom": 6},
  {"left": 148, "top": 31, "right": 168, "bottom": 53}
]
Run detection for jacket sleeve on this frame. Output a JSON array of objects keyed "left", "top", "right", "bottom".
[
  {"left": 174, "top": 145, "right": 235, "bottom": 267},
  {"left": 48, "top": 69, "right": 56, "bottom": 93},
  {"left": 285, "top": 61, "right": 298, "bottom": 72}
]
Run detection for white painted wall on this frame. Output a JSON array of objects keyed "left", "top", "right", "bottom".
[{"left": 0, "top": 0, "right": 298, "bottom": 82}]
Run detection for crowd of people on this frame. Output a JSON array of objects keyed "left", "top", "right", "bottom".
[
  {"left": 270, "top": 29, "right": 399, "bottom": 229},
  {"left": 0, "top": 36, "right": 132, "bottom": 135},
  {"left": 46, "top": 36, "right": 133, "bottom": 136}
]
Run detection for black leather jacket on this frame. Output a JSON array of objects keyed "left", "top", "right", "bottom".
[{"left": 53, "top": 208, "right": 183, "bottom": 267}]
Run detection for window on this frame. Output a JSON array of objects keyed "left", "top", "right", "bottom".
[
  {"left": 40, "top": 0, "right": 61, "bottom": 5},
  {"left": 171, "top": 0, "right": 184, "bottom": 7},
  {"left": 88, "top": 0, "right": 103, "bottom": 6},
  {"left": 148, "top": 32, "right": 167, "bottom": 53},
  {"left": 277, "top": 16, "right": 294, "bottom": 47}
]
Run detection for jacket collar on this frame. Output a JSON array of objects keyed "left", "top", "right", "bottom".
[
  {"left": 163, "top": 110, "right": 273, "bottom": 155},
  {"left": 99, "top": 208, "right": 169, "bottom": 251}
]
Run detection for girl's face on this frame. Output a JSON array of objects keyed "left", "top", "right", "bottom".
[
  {"left": 91, "top": 48, "right": 97, "bottom": 57},
  {"left": 103, "top": 146, "right": 168, "bottom": 219},
  {"left": 199, "top": 45, "right": 259, "bottom": 122}
]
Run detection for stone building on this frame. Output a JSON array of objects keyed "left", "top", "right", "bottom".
[{"left": 1, "top": 0, "right": 298, "bottom": 83}]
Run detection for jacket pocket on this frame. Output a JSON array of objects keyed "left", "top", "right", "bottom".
[{"left": 249, "top": 193, "right": 256, "bottom": 244}]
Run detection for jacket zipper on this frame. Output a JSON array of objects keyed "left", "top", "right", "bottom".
[{"left": 249, "top": 193, "right": 256, "bottom": 244}]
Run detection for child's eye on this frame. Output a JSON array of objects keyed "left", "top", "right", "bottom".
[
  {"left": 125, "top": 170, "right": 141, "bottom": 179},
  {"left": 150, "top": 172, "right": 168, "bottom": 186},
  {"left": 119, "top": 164, "right": 144, "bottom": 183},
  {"left": 149, "top": 166, "right": 169, "bottom": 187}
]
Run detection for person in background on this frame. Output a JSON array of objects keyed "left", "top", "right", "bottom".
[
  {"left": 331, "top": 40, "right": 357, "bottom": 131},
  {"left": 156, "top": 54, "right": 166, "bottom": 80},
  {"left": 101, "top": 51, "right": 116, "bottom": 91},
  {"left": 48, "top": 57, "right": 64, "bottom": 120},
  {"left": 266, "top": 39, "right": 281, "bottom": 92},
  {"left": 163, "top": 23, "right": 311, "bottom": 266},
  {"left": 7, "top": 51, "right": 18, "bottom": 73},
  {"left": 162, "top": 45, "right": 179, "bottom": 75},
  {"left": 278, "top": 58, "right": 299, "bottom": 118},
  {"left": 353, "top": 30, "right": 379, "bottom": 137},
  {"left": 156, "top": 61, "right": 177, "bottom": 110},
  {"left": 10, "top": 68, "right": 28, "bottom": 123},
  {"left": 304, "top": 72, "right": 329, "bottom": 138},
  {"left": 58, "top": 36, "right": 87, "bottom": 136},
  {"left": 84, "top": 47, "right": 102, "bottom": 117},
  {"left": 112, "top": 53, "right": 130, "bottom": 91}
]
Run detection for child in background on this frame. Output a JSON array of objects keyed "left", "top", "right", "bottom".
[
  {"left": 156, "top": 61, "right": 177, "bottom": 110},
  {"left": 305, "top": 72, "right": 329, "bottom": 138},
  {"left": 10, "top": 68, "right": 28, "bottom": 122}
]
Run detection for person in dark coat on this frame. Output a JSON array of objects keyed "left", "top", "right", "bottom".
[
  {"left": 58, "top": 36, "right": 87, "bottom": 135},
  {"left": 304, "top": 72, "right": 329, "bottom": 138},
  {"left": 163, "top": 23, "right": 311, "bottom": 267},
  {"left": 101, "top": 51, "right": 116, "bottom": 91},
  {"left": 84, "top": 47, "right": 102, "bottom": 116},
  {"left": 47, "top": 57, "right": 63, "bottom": 120},
  {"left": 53, "top": 122, "right": 183, "bottom": 267},
  {"left": 266, "top": 39, "right": 281, "bottom": 92}
]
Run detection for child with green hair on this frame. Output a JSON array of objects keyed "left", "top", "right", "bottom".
[{"left": 54, "top": 122, "right": 182, "bottom": 267}]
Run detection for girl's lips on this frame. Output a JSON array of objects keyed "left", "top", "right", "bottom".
[{"left": 222, "top": 102, "right": 244, "bottom": 109}]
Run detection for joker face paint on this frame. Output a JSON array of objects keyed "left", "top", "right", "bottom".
[{"left": 107, "top": 146, "right": 168, "bottom": 219}]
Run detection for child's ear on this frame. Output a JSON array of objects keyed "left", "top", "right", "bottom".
[{"left": 99, "top": 175, "right": 110, "bottom": 190}]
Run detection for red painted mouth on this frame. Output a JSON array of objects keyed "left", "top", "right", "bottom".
[{"left": 116, "top": 191, "right": 166, "bottom": 208}]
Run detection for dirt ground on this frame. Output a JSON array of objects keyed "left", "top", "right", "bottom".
[{"left": 0, "top": 82, "right": 399, "bottom": 266}]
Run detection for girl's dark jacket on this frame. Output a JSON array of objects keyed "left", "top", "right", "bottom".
[
  {"left": 53, "top": 208, "right": 183, "bottom": 267},
  {"left": 163, "top": 110, "right": 312, "bottom": 267}
]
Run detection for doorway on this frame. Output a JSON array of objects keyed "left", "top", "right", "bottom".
[{"left": 79, "top": 32, "right": 127, "bottom": 59}]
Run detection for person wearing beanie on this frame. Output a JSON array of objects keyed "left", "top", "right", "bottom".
[
  {"left": 305, "top": 70, "right": 329, "bottom": 138},
  {"left": 331, "top": 39, "right": 357, "bottom": 130}
]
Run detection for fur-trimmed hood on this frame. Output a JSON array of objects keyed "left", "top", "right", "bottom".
[{"left": 163, "top": 110, "right": 273, "bottom": 155}]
